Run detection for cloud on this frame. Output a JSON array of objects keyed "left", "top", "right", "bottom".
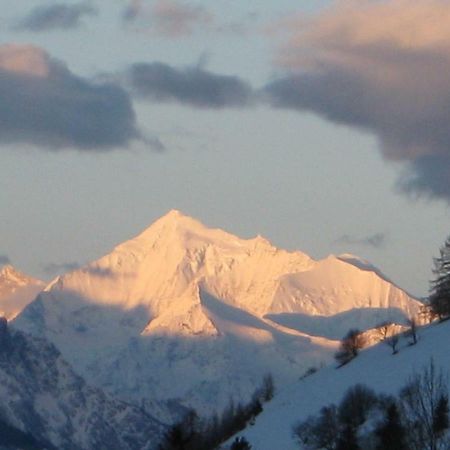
[
  {"left": 123, "top": 0, "right": 212, "bottom": 37},
  {"left": 84, "top": 266, "right": 116, "bottom": 278},
  {"left": 128, "top": 62, "right": 253, "bottom": 108},
  {"left": 214, "top": 11, "right": 259, "bottom": 36},
  {"left": 123, "top": 0, "right": 144, "bottom": 22},
  {"left": 16, "top": 2, "right": 97, "bottom": 32},
  {"left": 0, "top": 255, "right": 11, "bottom": 265},
  {"left": 265, "top": 0, "right": 450, "bottom": 202},
  {"left": 43, "top": 261, "right": 81, "bottom": 276},
  {"left": 334, "top": 233, "right": 387, "bottom": 249},
  {"left": 0, "top": 43, "right": 141, "bottom": 151}
]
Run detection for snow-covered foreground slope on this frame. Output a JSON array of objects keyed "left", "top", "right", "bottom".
[
  {"left": 0, "top": 321, "right": 165, "bottom": 449},
  {"left": 238, "top": 320, "right": 450, "bottom": 450},
  {"left": 14, "top": 210, "right": 420, "bottom": 417},
  {"left": 0, "top": 265, "right": 44, "bottom": 320}
]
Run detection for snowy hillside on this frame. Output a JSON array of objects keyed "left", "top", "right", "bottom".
[
  {"left": 14, "top": 210, "right": 421, "bottom": 416},
  {"left": 0, "top": 319, "right": 165, "bottom": 449},
  {"left": 236, "top": 320, "right": 450, "bottom": 450},
  {"left": 0, "top": 265, "right": 44, "bottom": 320}
]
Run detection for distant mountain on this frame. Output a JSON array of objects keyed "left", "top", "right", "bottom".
[
  {"left": 0, "top": 265, "right": 44, "bottom": 320},
  {"left": 14, "top": 210, "right": 421, "bottom": 416},
  {"left": 0, "top": 319, "right": 164, "bottom": 450}
]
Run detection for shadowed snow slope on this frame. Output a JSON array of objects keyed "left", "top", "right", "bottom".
[
  {"left": 0, "top": 323, "right": 164, "bottom": 450},
  {"left": 0, "top": 265, "right": 44, "bottom": 320},
  {"left": 14, "top": 210, "right": 421, "bottom": 417},
  {"left": 237, "top": 320, "right": 450, "bottom": 450}
]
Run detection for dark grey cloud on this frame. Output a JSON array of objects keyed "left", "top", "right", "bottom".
[
  {"left": 0, "top": 255, "right": 11, "bottom": 265},
  {"left": 43, "top": 261, "right": 81, "bottom": 276},
  {"left": 123, "top": 0, "right": 143, "bottom": 22},
  {"left": 334, "top": 233, "right": 387, "bottom": 249},
  {"left": 266, "top": 0, "right": 450, "bottom": 202},
  {"left": 398, "top": 155, "right": 450, "bottom": 199},
  {"left": 0, "top": 44, "right": 142, "bottom": 151},
  {"left": 16, "top": 2, "right": 97, "bottom": 32},
  {"left": 129, "top": 62, "right": 253, "bottom": 108}
]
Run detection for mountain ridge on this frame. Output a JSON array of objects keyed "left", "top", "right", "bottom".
[
  {"left": 0, "top": 264, "right": 44, "bottom": 320},
  {"left": 0, "top": 321, "right": 165, "bottom": 449},
  {"left": 13, "top": 210, "right": 421, "bottom": 416}
]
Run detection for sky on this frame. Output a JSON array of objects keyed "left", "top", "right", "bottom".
[{"left": 1, "top": 0, "right": 450, "bottom": 297}]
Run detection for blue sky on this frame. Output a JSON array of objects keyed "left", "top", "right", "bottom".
[{"left": 1, "top": 0, "right": 450, "bottom": 297}]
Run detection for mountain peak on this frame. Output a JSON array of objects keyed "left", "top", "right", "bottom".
[
  {"left": 0, "top": 265, "right": 35, "bottom": 284},
  {"left": 159, "top": 209, "right": 185, "bottom": 221},
  {"left": 0, "top": 265, "right": 44, "bottom": 320},
  {"left": 131, "top": 210, "right": 244, "bottom": 252},
  {"left": 151, "top": 209, "right": 205, "bottom": 230}
]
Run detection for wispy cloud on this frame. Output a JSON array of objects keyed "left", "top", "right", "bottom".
[
  {"left": 0, "top": 255, "right": 11, "bottom": 265},
  {"left": 43, "top": 261, "right": 81, "bottom": 276},
  {"left": 123, "top": 0, "right": 212, "bottom": 37},
  {"left": 265, "top": 0, "right": 450, "bottom": 202},
  {"left": 123, "top": 0, "right": 141, "bottom": 22},
  {"left": 0, "top": 43, "right": 143, "bottom": 151},
  {"left": 128, "top": 62, "right": 254, "bottom": 108},
  {"left": 15, "top": 2, "right": 97, "bottom": 32},
  {"left": 214, "top": 11, "right": 259, "bottom": 36},
  {"left": 334, "top": 233, "right": 387, "bottom": 249}
]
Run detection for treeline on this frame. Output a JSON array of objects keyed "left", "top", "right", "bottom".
[
  {"left": 334, "top": 319, "right": 418, "bottom": 367},
  {"left": 159, "top": 374, "right": 274, "bottom": 450},
  {"left": 293, "top": 360, "right": 449, "bottom": 450}
]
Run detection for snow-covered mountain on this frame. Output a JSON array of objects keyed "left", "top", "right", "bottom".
[
  {"left": 0, "top": 319, "right": 165, "bottom": 450},
  {"left": 0, "top": 265, "right": 44, "bottom": 320},
  {"left": 14, "top": 210, "right": 421, "bottom": 416},
  {"left": 235, "top": 319, "right": 450, "bottom": 450}
]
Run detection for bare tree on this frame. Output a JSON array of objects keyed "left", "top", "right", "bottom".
[
  {"left": 335, "top": 329, "right": 365, "bottom": 366},
  {"left": 400, "top": 359, "right": 449, "bottom": 450},
  {"left": 338, "top": 384, "right": 379, "bottom": 428},
  {"left": 293, "top": 405, "right": 340, "bottom": 450},
  {"left": 407, "top": 317, "right": 418, "bottom": 345},
  {"left": 376, "top": 321, "right": 391, "bottom": 341},
  {"left": 386, "top": 334, "right": 399, "bottom": 355}
]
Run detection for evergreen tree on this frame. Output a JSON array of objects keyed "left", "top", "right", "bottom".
[
  {"left": 260, "top": 373, "right": 275, "bottom": 401},
  {"left": 158, "top": 409, "right": 199, "bottom": 450},
  {"left": 429, "top": 235, "right": 450, "bottom": 320},
  {"left": 375, "top": 403, "right": 408, "bottom": 450}
]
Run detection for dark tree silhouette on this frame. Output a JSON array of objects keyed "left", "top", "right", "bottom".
[
  {"left": 260, "top": 373, "right": 275, "bottom": 401},
  {"left": 231, "top": 436, "right": 252, "bottom": 449},
  {"left": 429, "top": 235, "right": 450, "bottom": 320},
  {"left": 338, "top": 384, "right": 378, "bottom": 428},
  {"left": 407, "top": 317, "right": 418, "bottom": 345},
  {"left": 336, "top": 425, "right": 360, "bottom": 450},
  {"left": 400, "top": 360, "right": 449, "bottom": 450},
  {"left": 432, "top": 394, "right": 449, "bottom": 438},
  {"left": 386, "top": 334, "right": 399, "bottom": 355},
  {"left": 293, "top": 404, "right": 340, "bottom": 450},
  {"left": 375, "top": 403, "right": 408, "bottom": 450},
  {"left": 335, "top": 329, "right": 365, "bottom": 366},
  {"left": 158, "top": 409, "right": 199, "bottom": 450}
]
